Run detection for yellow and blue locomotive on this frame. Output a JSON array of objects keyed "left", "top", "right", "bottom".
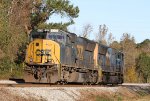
[{"left": 24, "top": 29, "right": 124, "bottom": 84}]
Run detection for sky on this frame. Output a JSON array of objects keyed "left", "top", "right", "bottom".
[{"left": 49, "top": 0, "right": 150, "bottom": 43}]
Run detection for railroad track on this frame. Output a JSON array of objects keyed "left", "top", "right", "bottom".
[
  {"left": 1, "top": 83, "right": 150, "bottom": 87},
  {"left": 0, "top": 83, "right": 105, "bottom": 87},
  {"left": 0, "top": 79, "right": 149, "bottom": 87},
  {"left": 0, "top": 82, "right": 122, "bottom": 87},
  {"left": 0, "top": 78, "right": 119, "bottom": 87}
]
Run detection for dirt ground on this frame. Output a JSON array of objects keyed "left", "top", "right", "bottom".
[
  {"left": 78, "top": 86, "right": 150, "bottom": 101},
  {"left": 0, "top": 84, "right": 150, "bottom": 101}
]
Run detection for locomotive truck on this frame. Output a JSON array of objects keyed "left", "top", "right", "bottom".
[{"left": 24, "top": 29, "right": 124, "bottom": 84}]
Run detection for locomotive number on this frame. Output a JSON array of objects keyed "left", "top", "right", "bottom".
[{"left": 77, "top": 45, "right": 83, "bottom": 60}]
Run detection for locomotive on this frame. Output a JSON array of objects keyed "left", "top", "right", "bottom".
[{"left": 24, "top": 29, "right": 124, "bottom": 84}]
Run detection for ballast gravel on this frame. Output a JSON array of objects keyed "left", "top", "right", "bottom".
[
  {"left": 0, "top": 80, "right": 18, "bottom": 84},
  {"left": 4, "top": 87, "right": 119, "bottom": 101},
  {"left": 0, "top": 81, "right": 150, "bottom": 101}
]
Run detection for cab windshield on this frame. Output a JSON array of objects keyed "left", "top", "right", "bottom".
[
  {"left": 29, "top": 30, "right": 66, "bottom": 44},
  {"left": 29, "top": 30, "right": 47, "bottom": 41},
  {"left": 46, "top": 32, "right": 66, "bottom": 44}
]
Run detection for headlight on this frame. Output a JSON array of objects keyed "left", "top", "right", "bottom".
[
  {"left": 47, "top": 59, "right": 51, "bottom": 62},
  {"left": 30, "top": 58, "right": 33, "bottom": 62},
  {"left": 41, "top": 50, "right": 44, "bottom": 55}
]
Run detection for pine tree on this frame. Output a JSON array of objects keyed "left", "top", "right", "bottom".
[{"left": 31, "top": 0, "right": 79, "bottom": 30}]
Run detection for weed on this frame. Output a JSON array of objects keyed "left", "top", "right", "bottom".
[{"left": 96, "top": 96, "right": 112, "bottom": 101}]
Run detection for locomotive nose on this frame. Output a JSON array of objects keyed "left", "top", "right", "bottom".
[{"left": 25, "top": 39, "right": 60, "bottom": 65}]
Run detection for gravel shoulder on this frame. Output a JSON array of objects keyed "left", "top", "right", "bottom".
[
  {"left": 0, "top": 81, "right": 150, "bottom": 101},
  {"left": 0, "top": 86, "right": 150, "bottom": 101},
  {"left": 0, "top": 88, "right": 38, "bottom": 101},
  {"left": 0, "top": 80, "right": 18, "bottom": 84}
]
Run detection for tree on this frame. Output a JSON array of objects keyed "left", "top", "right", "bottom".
[
  {"left": 81, "top": 24, "right": 93, "bottom": 38},
  {"left": 9, "top": 0, "right": 33, "bottom": 34},
  {"left": 31, "top": 0, "right": 79, "bottom": 30},
  {"left": 8, "top": 0, "right": 79, "bottom": 34},
  {"left": 120, "top": 33, "right": 137, "bottom": 67},
  {"left": 95, "top": 24, "right": 108, "bottom": 45},
  {"left": 136, "top": 39, "right": 150, "bottom": 82},
  {"left": 110, "top": 41, "right": 121, "bottom": 50},
  {"left": 38, "top": 21, "right": 72, "bottom": 31},
  {"left": 137, "top": 39, "right": 150, "bottom": 54},
  {"left": 136, "top": 53, "right": 150, "bottom": 83},
  {"left": 107, "top": 32, "right": 115, "bottom": 46},
  {"left": 120, "top": 33, "right": 138, "bottom": 82},
  {"left": 95, "top": 24, "right": 114, "bottom": 46},
  {"left": 0, "top": 0, "right": 11, "bottom": 59},
  {"left": 126, "top": 66, "right": 138, "bottom": 83},
  {"left": 0, "top": 0, "right": 28, "bottom": 78}
]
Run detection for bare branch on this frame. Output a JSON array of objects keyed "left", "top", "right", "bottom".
[
  {"left": 81, "top": 24, "right": 93, "bottom": 38},
  {"left": 107, "top": 32, "right": 115, "bottom": 46},
  {"left": 96, "top": 24, "right": 108, "bottom": 45}
]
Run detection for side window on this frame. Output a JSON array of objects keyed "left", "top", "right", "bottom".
[
  {"left": 48, "top": 35, "right": 53, "bottom": 39},
  {"left": 47, "top": 34, "right": 66, "bottom": 44}
]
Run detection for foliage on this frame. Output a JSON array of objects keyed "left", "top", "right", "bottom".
[
  {"left": 95, "top": 24, "right": 114, "bottom": 46},
  {"left": 31, "top": 0, "right": 79, "bottom": 29},
  {"left": 120, "top": 33, "right": 138, "bottom": 82},
  {"left": 96, "top": 24, "right": 108, "bottom": 45},
  {"left": 0, "top": 0, "right": 27, "bottom": 79},
  {"left": 137, "top": 39, "right": 150, "bottom": 48},
  {"left": 137, "top": 39, "right": 150, "bottom": 54},
  {"left": 107, "top": 33, "right": 114, "bottom": 46},
  {"left": 110, "top": 34, "right": 150, "bottom": 83},
  {"left": 136, "top": 53, "right": 150, "bottom": 83},
  {"left": 37, "top": 22, "right": 72, "bottom": 31},
  {"left": 0, "top": 56, "right": 24, "bottom": 79},
  {"left": 125, "top": 66, "right": 138, "bottom": 83},
  {"left": 120, "top": 33, "right": 137, "bottom": 67},
  {"left": 9, "top": 0, "right": 33, "bottom": 34},
  {"left": 4, "top": 0, "right": 79, "bottom": 34},
  {"left": 110, "top": 41, "right": 122, "bottom": 50}
]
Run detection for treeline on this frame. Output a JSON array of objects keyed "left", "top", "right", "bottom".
[
  {"left": 0, "top": 0, "right": 150, "bottom": 83},
  {"left": 81, "top": 24, "right": 150, "bottom": 83},
  {"left": 112, "top": 35, "right": 150, "bottom": 83}
]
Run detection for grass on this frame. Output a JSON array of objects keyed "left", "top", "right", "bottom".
[
  {"left": 117, "top": 95, "right": 123, "bottom": 101},
  {"left": 0, "top": 68, "right": 23, "bottom": 79},
  {"left": 95, "top": 94, "right": 124, "bottom": 101},
  {"left": 96, "top": 96, "right": 113, "bottom": 101}
]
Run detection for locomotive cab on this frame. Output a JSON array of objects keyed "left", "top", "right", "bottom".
[
  {"left": 25, "top": 29, "right": 63, "bottom": 66},
  {"left": 24, "top": 29, "right": 77, "bottom": 83}
]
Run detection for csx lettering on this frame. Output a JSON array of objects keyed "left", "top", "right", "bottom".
[{"left": 36, "top": 49, "right": 51, "bottom": 56}]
